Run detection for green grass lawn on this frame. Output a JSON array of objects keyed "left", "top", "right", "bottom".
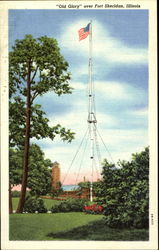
[
  {"left": 12, "top": 198, "right": 19, "bottom": 211},
  {"left": 10, "top": 212, "right": 103, "bottom": 240},
  {"left": 11, "top": 198, "right": 149, "bottom": 241},
  {"left": 9, "top": 212, "right": 148, "bottom": 241}
]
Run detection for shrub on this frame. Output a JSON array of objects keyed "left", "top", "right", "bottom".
[
  {"left": 11, "top": 190, "right": 30, "bottom": 197},
  {"left": 51, "top": 198, "right": 88, "bottom": 213},
  {"left": 96, "top": 147, "right": 149, "bottom": 229},
  {"left": 24, "top": 196, "right": 47, "bottom": 213},
  {"left": 11, "top": 190, "right": 21, "bottom": 197},
  {"left": 83, "top": 204, "right": 104, "bottom": 214}
]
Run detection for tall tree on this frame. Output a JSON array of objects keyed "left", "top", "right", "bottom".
[{"left": 9, "top": 35, "right": 75, "bottom": 213}]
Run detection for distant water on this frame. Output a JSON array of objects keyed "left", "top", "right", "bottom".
[{"left": 62, "top": 185, "right": 79, "bottom": 191}]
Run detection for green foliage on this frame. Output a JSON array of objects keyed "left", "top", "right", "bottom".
[
  {"left": 9, "top": 34, "right": 75, "bottom": 148},
  {"left": 27, "top": 144, "right": 52, "bottom": 196},
  {"left": 50, "top": 198, "right": 88, "bottom": 213},
  {"left": 11, "top": 190, "right": 30, "bottom": 198},
  {"left": 10, "top": 144, "right": 52, "bottom": 196},
  {"left": 9, "top": 34, "right": 75, "bottom": 212},
  {"left": 50, "top": 182, "right": 64, "bottom": 197},
  {"left": 24, "top": 196, "right": 47, "bottom": 213},
  {"left": 96, "top": 147, "right": 149, "bottom": 229},
  {"left": 9, "top": 35, "right": 72, "bottom": 97},
  {"left": 9, "top": 148, "right": 23, "bottom": 185},
  {"left": 78, "top": 181, "right": 90, "bottom": 189},
  {"left": 9, "top": 97, "right": 26, "bottom": 147},
  {"left": 11, "top": 191, "right": 21, "bottom": 197},
  {"left": 77, "top": 180, "right": 101, "bottom": 194},
  {"left": 9, "top": 100, "right": 74, "bottom": 148},
  {"left": 12, "top": 197, "right": 61, "bottom": 211}
]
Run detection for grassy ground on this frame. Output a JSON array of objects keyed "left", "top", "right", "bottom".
[
  {"left": 12, "top": 197, "right": 19, "bottom": 211},
  {"left": 11, "top": 198, "right": 149, "bottom": 241},
  {"left": 48, "top": 218, "right": 149, "bottom": 241},
  {"left": 10, "top": 212, "right": 149, "bottom": 241},
  {"left": 10, "top": 213, "right": 103, "bottom": 240}
]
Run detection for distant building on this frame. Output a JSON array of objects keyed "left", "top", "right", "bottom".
[{"left": 52, "top": 162, "right": 61, "bottom": 190}]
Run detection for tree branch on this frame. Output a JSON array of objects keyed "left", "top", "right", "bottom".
[
  {"left": 30, "top": 90, "right": 39, "bottom": 104},
  {"left": 31, "top": 66, "right": 38, "bottom": 83}
]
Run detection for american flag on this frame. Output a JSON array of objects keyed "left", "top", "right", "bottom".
[{"left": 78, "top": 23, "right": 90, "bottom": 41}]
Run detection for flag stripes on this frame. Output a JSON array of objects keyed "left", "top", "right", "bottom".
[{"left": 78, "top": 23, "right": 90, "bottom": 41}]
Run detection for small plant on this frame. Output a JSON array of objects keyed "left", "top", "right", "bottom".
[
  {"left": 24, "top": 196, "right": 47, "bottom": 213},
  {"left": 11, "top": 190, "right": 21, "bottom": 197},
  {"left": 11, "top": 190, "right": 30, "bottom": 197},
  {"left": 51, "top": 198, "right": 88, "bottom": 213},
  {"left": 83, "top": 204, "right": 104, "bottom": 214}
]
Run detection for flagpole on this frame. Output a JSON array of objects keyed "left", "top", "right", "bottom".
[{"left": 88, "top": 21, "right": 93, "bottom": 202}]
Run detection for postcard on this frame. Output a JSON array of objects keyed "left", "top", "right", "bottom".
[{"left": 0, "top": 0, "right": 158, "bottom": 249}]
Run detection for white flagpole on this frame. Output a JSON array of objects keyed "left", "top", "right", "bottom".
[{"left": 88, "top": 21, "right": 93, "bottom": 202}]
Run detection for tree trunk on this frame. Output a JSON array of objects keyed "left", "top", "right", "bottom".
[
  {"left": 9, "top": 182, "right": 13, "bottom": 214},
  {"left": 16, "top": 61, "right": 31, "bottom": 213}
]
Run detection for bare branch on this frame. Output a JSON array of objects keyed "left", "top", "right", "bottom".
[
  {"left": 30, "top": 91, "right": 39, "bottom": 104},
  {"left": 31, "top": 66, "right": 38, "bottom": 83}
]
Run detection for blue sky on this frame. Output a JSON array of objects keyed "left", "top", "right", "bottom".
[{"left": 9, "top": 9, "right": 148, "bottom": 184}]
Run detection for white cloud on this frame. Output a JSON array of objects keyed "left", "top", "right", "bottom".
[
  {"left": 95, "top": 81, "right": 147, "bottom": 109},
  {"left": 95, "top": 81, "right": 126, "bottom": 99},
  {"left": 71, "top": 81, "right": 86, "bottom": 91},
  {"left": 97, "top": 128, "right": 148, "bottom": 147},
  {"left": 37, "top": 78, "right": 147, "bottom": 144},
  {"left": 71, "top": 64, "right": 90, "bottom": 78},
  {"left": 59, "top": 20, "right": 148, "bottom": 65},
  {"left": 131, "top": 108, "right": 148, "bottom": 117},
  {"left": 39, "top": 79, "right": 147, "bottom": 109}
]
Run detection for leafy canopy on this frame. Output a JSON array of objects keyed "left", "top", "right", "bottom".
[
  {"left": 96, "top": 147, "right": 149, "bottom": 229},
  {"left": 10, "top": 34, "right": 72, "bottom": 98},
  {"left": 10, "top": 144, "right": 52, "bottom": 196},
  {"left": 9, "top": 35, "right": 75, "bottom": 148}
]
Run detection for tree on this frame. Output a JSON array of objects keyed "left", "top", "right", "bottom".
[
  {"left": 9, "top": 144, "right": 52, "bottom": 211},
  {"left": 96, "top": 147, "right": 149, "bottom": 229},
  {"left": 77, "top": 180, "right": 101, "bottom": 193},
  {"left": 27, "top": 144, "right": 52, "bottom": 196},
  {"left": 9, "top": 147, "right": 23, "bottom": 213},
  {"left": 51, "top": 182, "right": 64, "bottom": 198},
  {"left": 9, "top": 35, "right": 75, "bottom": 213}
]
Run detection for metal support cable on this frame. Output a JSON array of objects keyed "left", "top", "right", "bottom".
[
  {"left": 93, "top": 157, "right": 100, "bottom": 180},
  {"left": 92, "top": 123, "right": 101, "bottom": 179},
  {"left": 95, "top": 124, "right": 116, "bottom": 165},
  {"left": 75, "top": 130, "right": 90, "bottom": 185},
  {"left": 94, "top": 126, "right": 102, "bottom": 163},
  {"left": 94, "top": 149, "right": 102, "bottom": 177},
  {"left": 62, "top": 127, "right": 89, "bottom": 185}
]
